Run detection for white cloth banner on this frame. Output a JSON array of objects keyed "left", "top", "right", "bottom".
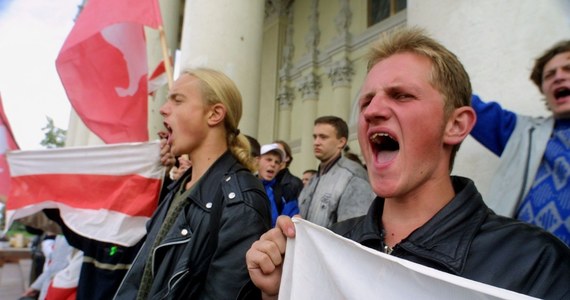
[{"left": 280, "top": 218, "right": 537, "bottom": 300}]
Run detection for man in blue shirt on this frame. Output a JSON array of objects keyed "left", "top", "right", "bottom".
[{"left": 257, "top": 143, "right": 300, "bottom": 226}]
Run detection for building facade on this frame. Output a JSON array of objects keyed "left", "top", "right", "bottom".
[{"left": 66, "top": 0, "right": 570, "bottom": 198}]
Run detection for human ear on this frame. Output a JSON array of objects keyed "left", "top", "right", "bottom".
[
  {"left": 207, "top": 103, "right": 226, "bottom": 127},
  {"left": 338, "top": 137, "right": 348, "bottom": 149},
  {"left": 443, "top": 106, "right": 476, "bottom": 146}
]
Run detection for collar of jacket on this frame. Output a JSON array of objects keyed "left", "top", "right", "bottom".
[
  {"left": 166, "top": 151, "right": 241, "bottom": 210},
  {"left": 317, "top": 154, "right": 342, "bottom": 176},
  {"left": 275, "top": 167, "right": 290, "bottom": 183},
  {"left": 345, "top": 176, "right": 486, "bottom": 275}
]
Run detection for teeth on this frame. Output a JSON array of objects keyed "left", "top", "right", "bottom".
[{"left": 370, "top": 132, "right": 391, "bottom": 143}]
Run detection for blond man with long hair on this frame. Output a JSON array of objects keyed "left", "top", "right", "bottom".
[{"left": 115, "top": 68, "right": 271, "bottom": 299}]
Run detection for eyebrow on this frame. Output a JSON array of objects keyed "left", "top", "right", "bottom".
[
  {"left": 543, "top": 58, "right": 570, "bottom": 76},
  {"left": 360, "top": 82, "right": 421, "bottom": 98},
  {"left": 167, "top": 92, "right": 182, "bottom": 100}
]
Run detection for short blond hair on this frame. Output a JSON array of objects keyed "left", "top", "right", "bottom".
[
  {"left": 367, "top": 27, "right": 472, "bottom": 170},
  {"left": 367, "top": 27, "right": 471, "bottom": 117}
]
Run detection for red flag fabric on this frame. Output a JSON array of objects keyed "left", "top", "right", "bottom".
[
  {"left": 0, "top": 94, "right": 19, "bottom": 202},
  {"left": 45, "top": 250, "right": 82, "bottom": 300},
  {"left": 148, "top": 56, "right": 173, "bottom": 96},
  {"left": 4, "top": 141, "right": 164, "bottom": 246},
  {"left": 56, "top": 0, "right": 163, "bottom": 144}
]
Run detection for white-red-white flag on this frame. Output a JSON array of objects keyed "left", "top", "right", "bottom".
[
  {"left": 4, "top": 141, "right": 164, "bottom": 246},
  {"left": 45, "top": 250, "right": 82, "bottom": 300},
  {"left": 0, "top": 94, "right": 19, "bottom": 202},
  {"left": 56, "top": 0, "right": 163, "bottom": 144},
  {"left": 148, "top": 57, "right": 173, "bottom": 96}
]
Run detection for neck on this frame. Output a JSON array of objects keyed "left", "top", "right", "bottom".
[
  {"left": 319, "top": 152, "right": 341, "bottom": 172},
  {"left": 186, "top": 140, "right": 227, "bottom": 190},
  {"left": 382, "top": 176, "right": 455, "bottom": 247}
]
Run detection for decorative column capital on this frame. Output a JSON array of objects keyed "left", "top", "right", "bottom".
[
  {"left": 265, "top": 0, "right": 293, "bottom": 19},
  {"left": 277, "top": 86, "right": 293, "bottom": 110},
  {"left": 328, "top": 58, "right": 353, "bottom": 88},
  {"left": 297, "top": 73, "right": 321, "bottom": 100}
]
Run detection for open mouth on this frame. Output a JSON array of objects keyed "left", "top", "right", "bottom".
[
  {"left": 163, "top": 122, "right": 173, "bottom": 144},
  {"left": 370, "top": 132, "right": 399, "bottom": 164},
  {"left": 554, "top": 87, "right": 570, "bottom": 101}
]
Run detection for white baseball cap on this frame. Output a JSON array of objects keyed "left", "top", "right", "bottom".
[{"left": 260, "top": 143, "right": 286, "bottom": 161}]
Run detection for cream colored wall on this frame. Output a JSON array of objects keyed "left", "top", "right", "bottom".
[
  {"left": 290, "top": 0, "right": 312, "bottom": 64},
  {"left": 274, "top": 1, "right": 407, "bottom": 177},
  {"left": 258, "top": 16, "right": 283, "bottom": 145},
  {"left": 408, "top": 0, "right": 570, "bottom": 197},
  {"left": 266, "top": 0, "right": 570, "bottom": 190},
  {"left": 263, "top": 0, "right": 408, "bottom": 177}
]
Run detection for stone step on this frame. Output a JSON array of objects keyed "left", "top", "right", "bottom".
[{"left": 0, "top": 259, "right": 32, "bottom": 299}]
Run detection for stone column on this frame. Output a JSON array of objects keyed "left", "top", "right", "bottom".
[
  {"left": 298, "top": 72, "right": 321, "bottom": 169},
  {"left": 178, "top": 0, "right": 265, "bottom": 136},
  {"left": 328, "top": 58, "right": 353, "bottom": 122},
  {"left": 277, "top": 86, "right": 293, "bottom": 140},
  {"left": 276, "top": 7, "right": 295, "bottom": 141}
]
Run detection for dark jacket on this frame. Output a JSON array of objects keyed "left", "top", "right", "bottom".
[
  {"left": 274, "top": 168, "right": 303, "bottom": 201},
  {"left": 115, "top": 152, "right": 271, "bottom": 299},
  {"left": 45, "top": 209, "right": 142, "bottom": 300},
  {"left": 332, "top": 176, "right": 570, "bottom": 299}
]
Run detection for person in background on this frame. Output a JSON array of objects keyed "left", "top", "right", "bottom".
[
  {"left": 169, "top": 154, "right": 192, "bottom": 181},
  {"left": 257, "top": 143, "right": 300, "bottom": 227},
  {"left": 298, "top": 115, "right": 375, "bottom": 228},
  {"left": 115, "top": 67, "right": 271, "bottom": 299},
  {"left": 471, "top": 40, "right": 570, "bottom": 246},
  {"left": 246, "top": 135, "right": 261, "bottom": 159},
  {"left": 273, "top": 140, "right": 304, "bottom": 202},
  {"left": 301, "top": 169, "right": 317, "bottom": 187},
  {"left": 20, "top": 235, "right": 73, "bottom": 300},
  {"left": 245, "top": 134, "right": 262, "bottom": 175},
  {"left": 343, "top": 146, "right": 365, "bottom": 168},
  {"left": 243, "top": 27, "right": 570, "bottom": 300},
  {"left": 17, "top": 213, "right": 62, "bottom": 289}
]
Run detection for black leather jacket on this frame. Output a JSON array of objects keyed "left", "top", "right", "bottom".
[
  {"left": 332, "top": 176, "right": 570, "bottom": 299},
  {"left": 115, "top": 152, "right": 271, "bottom": 299},
  {"left": 275, "top": 168, "right": 303, "bottom": 200}
]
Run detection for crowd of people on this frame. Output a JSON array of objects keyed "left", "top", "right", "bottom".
[{"left": 19, "top": 27, "right": 570, "bottom": 299}]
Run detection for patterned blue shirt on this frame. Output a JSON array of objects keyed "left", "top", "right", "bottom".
[{"left": 517, "top": 119, "right": 570, "bottom": 246}]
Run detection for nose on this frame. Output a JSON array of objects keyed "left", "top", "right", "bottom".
[
  {"left": 159, "top": 101, "right": 170, "bottom": 117},
  {"left": 362, "top": 95, "right": 391, "bottom": 123},
  {"left": 313, "top": 136, "right": 320, "bottom": 146},
  {"left": 553, "top": 68, "right": 568, "bottom": 83}
]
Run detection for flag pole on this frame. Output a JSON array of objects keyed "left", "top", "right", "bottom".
[{"left": 158, "top": 26, "right": 174, "bottom": 89}]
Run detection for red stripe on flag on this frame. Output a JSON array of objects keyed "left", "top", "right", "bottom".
[
  {"left": 46, "top": 283, "right": 77, "bottom": 300},
  {"left": 8, "top": 173, "right": 160, "bottom": 217}
]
